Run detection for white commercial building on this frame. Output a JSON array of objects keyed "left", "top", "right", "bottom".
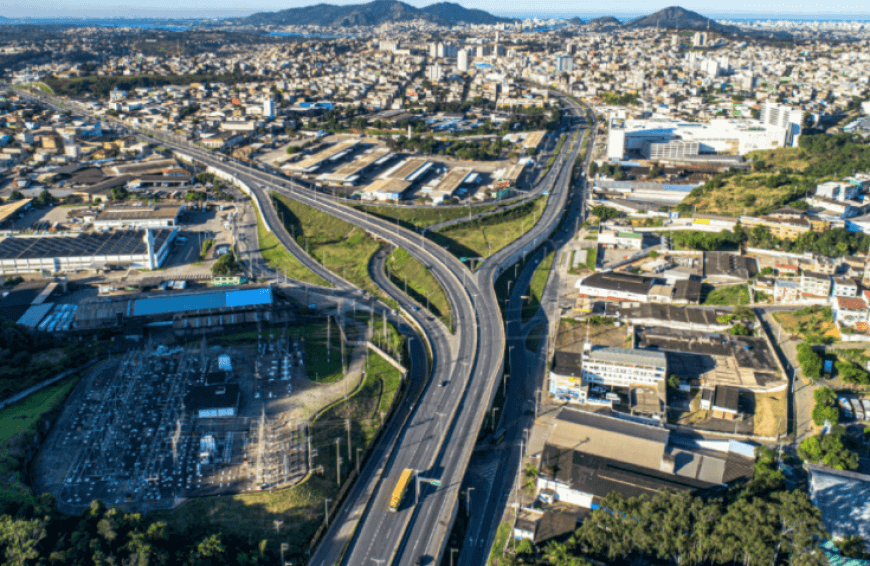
[
  {"left": 457, "top": 49, "right": 469, "bottom": 72},
  {"left": 606, "top": 117, "right": 793, "bottom": 161},
  {"left": 581, "top": 347, "right": 668, "bottom": 387}
]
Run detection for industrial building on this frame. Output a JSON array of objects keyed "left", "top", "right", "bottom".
[
  {"left": 184, "top": 384, "right": 241, "bottom": 418},
  {"left": 606, "top": 117, "right": 795, "bottom": 161},
  {"left": 89, "top": 204, "right": 184, "bottom": 229},
  {"left": 74, "top": 286, "right": 284, "bottom": 335},
  {"left": 0, "top": 228, "right": 178, "bottom": 274},
  {"left": 536, "top": 409, "right": 755, "bottom": 509},
  {"left": 359, "top": 178, "right": 412, "bottom": 201},
  {"left": 319, "top": 147, "right": 394, "bottom": 186},
  {"left": 287, "top": 140, "right": 360, "bottom": 175}
]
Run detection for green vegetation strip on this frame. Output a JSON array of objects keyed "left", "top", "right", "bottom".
[
  {"left": 162, "top": 350, "right": 403, "bottom": 562},
  {"left": 702, "top": 284, "right": 750, "bottom": 306},
  {"left": 521, "top": 250, "right": 555, "bottom": 323},
  {"left": 428, "top": 198, "right": 546, "bottom": 265},
  {"left": 0, "top": 378, "right": 78, "bottom": 442},
  {"left": 487, "top": 523, "right": 512, "bottom": 566},
  {"left": 272, "top": 193, "right": 398, "bottom": 310},
  {"left": 385, "top": 247, "right": 452, "bottom": 330},
  {"left": 253, "top": 204, "right": 330, "bottom": 287},
  {"left": 353, "top": 203, "right": 498, "bottom": 230},
  {"left": 681, "top": 133, "right": 870, "bottom": 216}
]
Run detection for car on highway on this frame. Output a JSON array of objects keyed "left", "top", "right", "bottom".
[
  {"left": 412, "top": 306, "right": 420, "bottom": 311},
  {"left": 439, "top": 380, "right": 449, "bottom": 387}
]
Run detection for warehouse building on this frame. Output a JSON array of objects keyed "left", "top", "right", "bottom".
[
  {"left": 536, "top": 409, "right": 755, "bottom": 509},
  {"left": 89, "top": 204, "right": 184, "bottom": 229},
  {"left": 73, "top": 285, "right": 288, "bottom": 337},
  {"left": 0, "top": 228, "right": 177, "bottom": 274},
  {"left": 575, "top": 271, "right": 660, "bottom": 303}
]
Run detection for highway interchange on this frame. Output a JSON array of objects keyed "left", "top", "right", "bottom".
[{"left": 19, "top": 88, "right": 593, "bottom": 566}]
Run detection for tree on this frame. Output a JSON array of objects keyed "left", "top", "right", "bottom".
[
  {"left": 590, "top": 206, "right": 620, "bottom": 221},
  {"left": 35, "top": 189, "right": 56, "bottom": 207},
  {"left": 588, "top": 162, "right": 599, "bottom": 176},
  {"left": 729, "top": 322, "right": 751, "bottom": 336},
  {"left": 111, "top": 185, "right": 128, "bottom": 201},
  {"left": 7, "top": 190, "right": 23, "bottom": 201},
  {"left": 211, "top": 252, "right": 241, "bottom": 276},
  {"left": 797, "top": 343, "right": 823, "bottom": 380},
  {"left": 0, "top": 516, "right": 47, "bottom": 566},
  {"left": 667, "top": 374, "right": 681, "bottom": 389},
  {"left": 811, "top": 386, "right": 840, "bottom": 426},
  {"left": 836, "top": 360, "right": 870, "bottom": 385},
  {"left": 185, "top": 190, "right": 207, "bottom": 202},
  {"left": 836, "top": 535, "right": 868, "bottom": 559},
  {"left": 798, "top": 431, "right": 858, "bottom": 470}
]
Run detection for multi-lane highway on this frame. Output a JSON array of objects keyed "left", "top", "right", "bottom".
[{"left": 19, "top": 87, "right": 589, "bottom": 565}]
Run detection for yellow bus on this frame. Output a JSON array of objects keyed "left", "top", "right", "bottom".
[{"left": 389, "top": 468, "right": 413, "bottom": 512}]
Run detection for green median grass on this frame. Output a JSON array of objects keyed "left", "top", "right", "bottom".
[
  {"left": 254, "top": 204, "right": 330, "bottom": 287},
  {"left": 353, "top": 203, "right": 499, "bottom": 230},
  {"left": 521, "top": 250, "right": 555, "bottom": 323},
  {"left": 427, "top": 197, "right": 546, "bottom": 265},
  {"left": 161, "top": 350, "right": 403, "bottom": 563},
  {"left": 271, "top": 194, "right": 398, "bottom": 311},
  {"left": 385, "top": 247, "right": 452, "bottom": 330}
]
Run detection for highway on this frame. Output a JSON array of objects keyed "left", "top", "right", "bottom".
[
  {"left": 458, "top": 100, "right": 598, "bottom": 566},
  {"left": 18, "top": 87, "right": 586, "bottom": 566}
]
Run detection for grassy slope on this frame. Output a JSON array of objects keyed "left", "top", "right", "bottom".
[
  {"left": 0, "top": 378, "right": 78, "bottom": 442},
  {"left": 254, "top": 204, "right": 330, "bottom": 287},
  {"left": 679, "top": 146, "right": 812, "bottom": 216},
  {"left": 386, "top": 247, "right": 452, "bottom": 329},
  {"left": 161, "top": 351, "right": 402, "bottom": 559},
  {"left": 521, "top": 250, "right": 555, "bottom": 323},
  {"left": 354, "top": 203, "right": 498, "bottom": 230},
  {"left": 272, "top": 193, "right": 387, "bottom": 302},
  {"left": 429, "top": 198, "right": 545, "bottom": 263}
]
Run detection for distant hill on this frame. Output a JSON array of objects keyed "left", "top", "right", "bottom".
[
  {"left": 626, "top": 6, "right": 740, "bottom": 33},
  {"left": 566, "top": 17, "right": 585, "bottom": 25},
  {"left": 583, "top": 16, "right": 622, "bottom": 30},
  {"left": 239, "top": 0, "right": 510, "bottom": 27},
  {"left": 420, "top": 2, "right": 514, "bottom": 25}
]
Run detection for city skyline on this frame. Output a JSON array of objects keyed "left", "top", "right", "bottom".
[{"left": 5, "top": 0, "right": 870, "bottom": 20}]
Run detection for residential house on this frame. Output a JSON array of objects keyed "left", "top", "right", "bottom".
[
  {"left": 833, "top": 296, "right": 869, "bottom": 326},
  {"left": 832, "top": 277, "right": 859, "bottom": 298},
  {"left": 773, "top": 279, "right": 800, "bottom": 303},
  {"left": 800, "top": 271, "right": 832, "bottom": 300}
]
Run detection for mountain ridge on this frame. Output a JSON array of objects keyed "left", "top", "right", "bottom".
[
  {"left": 239, "top": 0, "right": 513, "bottom": 27},
  {"left": 626, "top": 6, "right": 740, "bottom": 33}
]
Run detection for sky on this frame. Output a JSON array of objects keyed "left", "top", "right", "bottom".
[{"left": 6, "top": 0, "right": 870, "bottom": 19}]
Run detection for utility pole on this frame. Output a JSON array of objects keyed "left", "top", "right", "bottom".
[
  {"left": 335, "top": 438, "right": 341, "bottom": 485},
  {"left": 346, "top": 418, "right": 352, "bottom": 462},
  {"left": 324, "top": 498, "right": 332, "bottom": 527}
]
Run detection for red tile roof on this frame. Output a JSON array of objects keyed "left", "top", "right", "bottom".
[{"left": 836, "top": 296, "right": 868, "bottom": 311}]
